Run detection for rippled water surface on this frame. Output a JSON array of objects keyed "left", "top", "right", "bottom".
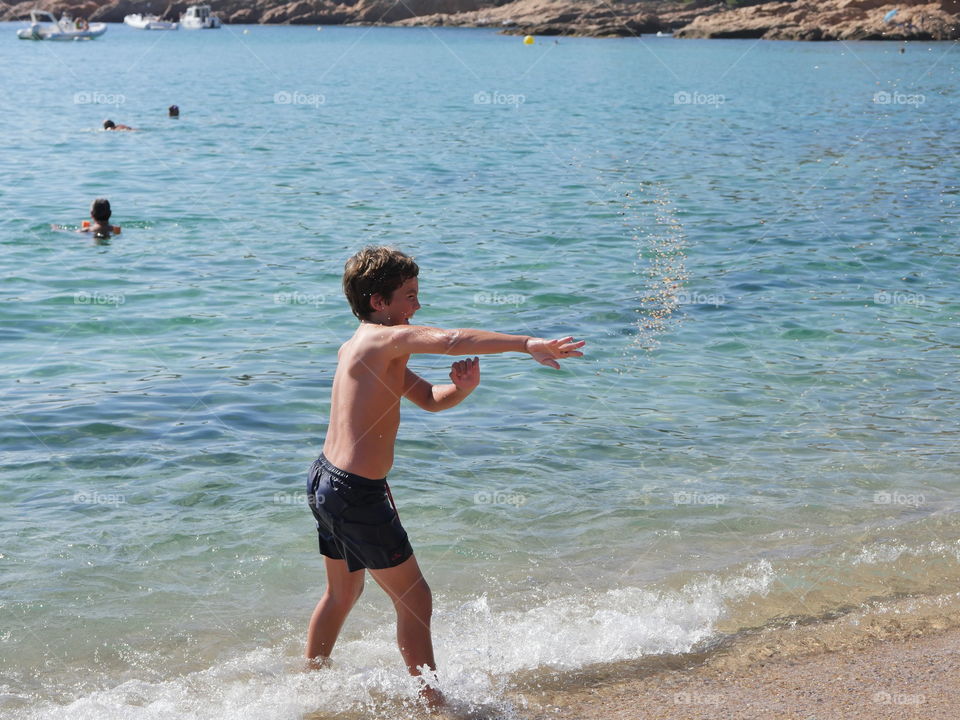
[{"left": 1, "top": 23, "right": 959, "bottom": 719}]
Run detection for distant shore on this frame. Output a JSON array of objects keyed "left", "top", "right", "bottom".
[{"left": 4, "top": 0, "right": 959, "bottom": 41}]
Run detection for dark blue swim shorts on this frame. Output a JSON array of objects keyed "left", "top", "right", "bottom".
[{"left": 306, "top": 454, "right": 413, "bottom": 572}]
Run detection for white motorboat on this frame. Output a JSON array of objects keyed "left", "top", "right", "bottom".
[
  {"left": 180, "top": 5, "right": 222, "bottom": 30},
  {"left": 16, "top": 9, "right": 107, "bottom": 40},
  {"left": 124, "top": 13, "right": 178, "bottom": 30}
]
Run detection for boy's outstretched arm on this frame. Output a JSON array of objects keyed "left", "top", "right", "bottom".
[
  {"left": 403, "top": 359, "right": 480, "bottom": 412},
  {"left": 385, "top": 326, "right": 586, "bottom": 368}
]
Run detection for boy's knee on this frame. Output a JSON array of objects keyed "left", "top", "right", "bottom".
[
  {"left": 394, "top": 578, "right": 431, "bottom": 612},
  {"left": 325, "top": 583, "right": 363, "bottom": 610},
  {"left": 409, "top": 577, "right": 431, "bottom": 600}
]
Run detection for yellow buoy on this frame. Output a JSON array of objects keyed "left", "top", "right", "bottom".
[{"left": 523, "top": 35, "right": 534, "bottom": 45}]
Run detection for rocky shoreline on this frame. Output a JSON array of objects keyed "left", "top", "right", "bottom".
[
  {"left": 3, "top": 0, "right": 959, "bottom": 40},
  {"left": 674, "top": 0, "right": 960, "bottom": 41}
]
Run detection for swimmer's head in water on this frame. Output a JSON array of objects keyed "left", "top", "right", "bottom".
[
  {"left": 168, "top": 105, "right": 179, "bottom": 117},
  {"left": 91, "top": 198, "right": 111, "bottom": 223},
  {"left": 103, "top": 120, "right": 116, "bottom": 130}
]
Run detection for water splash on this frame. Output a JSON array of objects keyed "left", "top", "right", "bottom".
[
  {"left": 629, "top": 182, "right": 688, "bottom": 352},
  {"left": 8, "top": 564, "right": 775, "bottom": 720}
]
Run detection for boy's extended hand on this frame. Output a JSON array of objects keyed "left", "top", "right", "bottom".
[
  {"left": 526, "top": 336, "right": 586, "bottom": 369},
  {"left": 450, "top": 357, "right": 480, "bottom": 392}
]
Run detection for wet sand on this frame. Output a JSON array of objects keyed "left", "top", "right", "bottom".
[{"left": 525, "top": 628, "right": 959, "bottom": 720}]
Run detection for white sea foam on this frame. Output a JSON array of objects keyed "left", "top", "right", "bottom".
[
  {"left": 14, "top": 563, "right": 775, "bottom": 720},
  {"left": 850, "top": 539, "right": 960, "bottom": 566}
]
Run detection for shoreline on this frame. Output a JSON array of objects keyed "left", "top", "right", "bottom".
[
  {"left": 503, "top": 586, "right": 960, "bottom": 720},
  {"left": 7, "top": 19, "right": 960, "bottom": 42},
  {"left": 521, "top": 624, "right": 959, "bottom": 719},
  {"left": 4, "top": 1, "right": 958, "bottom": 41}
]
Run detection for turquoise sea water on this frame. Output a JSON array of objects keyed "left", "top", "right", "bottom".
[{"left": 1, "top": 22, "right": 959, "bottom": 718}]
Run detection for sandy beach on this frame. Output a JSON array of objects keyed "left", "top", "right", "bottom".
[{"left": 524, "top": 626, "right": 958, "bottom": 719}]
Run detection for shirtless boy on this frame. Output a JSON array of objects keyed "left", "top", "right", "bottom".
[{"left": 305, "top": 246, "right": 585, "bottom": 707}]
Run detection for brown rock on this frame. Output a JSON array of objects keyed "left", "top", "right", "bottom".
[
  {"left": 89, "top": 0, "right": 154, "bottom": 23},
  {"left": 259, "top": 0, "right": 313, "bottom": 23},
  {"left": 226, "top": 7, "right": 259, "bottom": 23},
  {"left": 398, "top": 0, "right": 669, "bottom": 36},
  {"left": 675, "top": 0, "right": 960, "bottom": 41},
  {"left": 357, "top": 0, "right": 482, "bottom": 23}
]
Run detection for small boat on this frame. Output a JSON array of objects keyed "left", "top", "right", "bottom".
[
  {"left": 124, "top": 13, "right": 178, "bottom": 30},
  {"left": 180, "top": 5, "right": 222, "bottom": 30},
  {"left": 16, "top": 9, "right": 107, "bottom": 40}
]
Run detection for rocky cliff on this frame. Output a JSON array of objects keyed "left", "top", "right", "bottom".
[
  {"left": 3, "top": 0, "right": 958, "bottom": 40},
  {"left": 674, "top": 0, "right": 960, "bottom": 41},
  {"left": 393, "top": 0, "right": 693, "bottom": 37}
]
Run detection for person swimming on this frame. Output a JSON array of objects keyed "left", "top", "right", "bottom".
[
  {"left": 81, "top": 198, "right": 116, "bottom": 239},
  {"left": 168, "top": 105, "right": 179, "bottom": 118},
  {"left": 103, "top": 120, "right": 135, "bottom": 131}
]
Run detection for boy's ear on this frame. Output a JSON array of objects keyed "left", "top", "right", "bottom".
[{"left": 370, "top": 292, "right": 386, "bottom": 311}]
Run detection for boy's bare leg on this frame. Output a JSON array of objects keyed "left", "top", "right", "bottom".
[
  {"left": 369, "top": 554, "right": 445, "bottom": 710},
  {"left": 305, "top": 557, "right": 365, "bottom": 665}
]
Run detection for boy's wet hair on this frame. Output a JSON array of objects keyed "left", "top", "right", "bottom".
[
  {"left": 103, "top": 120, "right": 115, "bottom": 129},
  {"left": 343, "top": 246, "right": 419, "bottom": 320},
  {"left": 91, "top": 198, "right": 111, "bottom": 222}
]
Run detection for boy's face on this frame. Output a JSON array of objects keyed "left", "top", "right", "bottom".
[{"left": 378, "top": 277, "right": 420, "bottom": 325}]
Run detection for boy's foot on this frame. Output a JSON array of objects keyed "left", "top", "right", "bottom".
[
  {"left": 304, "top": 655, "right": 332, "bottom": 671},
  {"left": 419, "top": 685, "right": 446, "bottom": 713}
]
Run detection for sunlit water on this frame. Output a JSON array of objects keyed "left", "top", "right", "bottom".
[{"left": 1, "top": 22, "right": 959, "bottom": 718}]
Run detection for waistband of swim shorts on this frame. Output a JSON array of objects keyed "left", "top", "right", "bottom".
[{"left": 318, "top": 454, "right": 387, "bottom": 486}]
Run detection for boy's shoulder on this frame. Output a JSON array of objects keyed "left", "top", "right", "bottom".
[
  {"left": 350, "top": 322, "right": 421, "bottom": 345},
  {"left": 341, "top": 323, "right": 451, "bottom": 365},
  {"left": 339, "top": 323, "right": 408, "bottom": 361}
]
